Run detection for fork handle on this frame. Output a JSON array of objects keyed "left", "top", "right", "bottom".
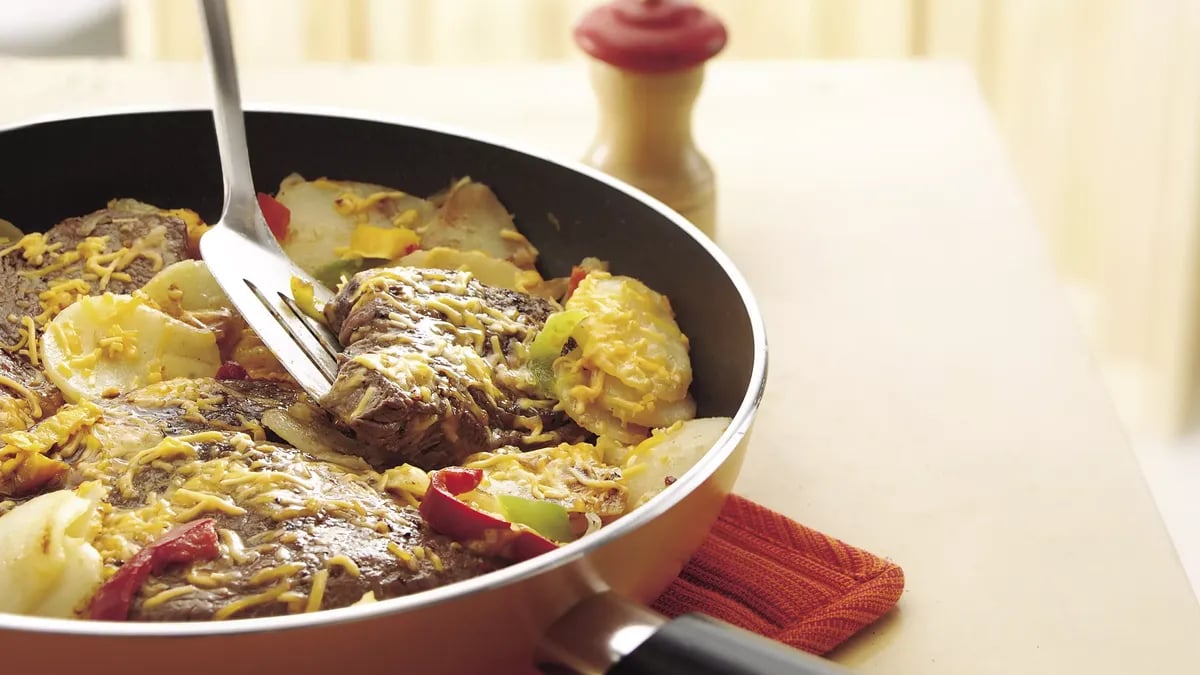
[{"left": 198, "top": 0, "right": 273, "bottom": 245}]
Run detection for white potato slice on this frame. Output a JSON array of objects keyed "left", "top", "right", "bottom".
[
  {"left": 398, "top": 246, "right": 546, "bottom": 294},
  {"left": 419, "top": 179, "right": 539, "bottom": 268},
  {"left": 276, "top": 173, "right": 435, "bottom": 275},
  {"left": 0, "top": 481, "right": 106, "bottom": 618},
  {"left": 554, "top": 272, "right": 695, "bottom": 441},
  {"left": 141, "top": 260, "right": 231, "bottom": 313},
  {"left": 620, "top": 417, "right": 732, "bottom": 509},
  {"left": 0, "top": 217, "right": 21, "bottom": 244},
  {"left": 41, "top": 293, "right": 221, "bottom": 402}
]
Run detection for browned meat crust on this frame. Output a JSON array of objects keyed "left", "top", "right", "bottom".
[
  {"left": 322, "top": 267, "right": 584, "bottom": 470},
  {"left": 0, "top": 207, "right": 189, "bottom": 345},
  {"left": 64, "top": 378, "right": 493, "bottom": 620},
  {"left": 0, "top": 348, "right": 63, "bottom": 427}
]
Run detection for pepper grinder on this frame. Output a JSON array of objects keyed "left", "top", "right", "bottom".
[{"left": 574, "top": 0, "right": 727, "bottom": 239}]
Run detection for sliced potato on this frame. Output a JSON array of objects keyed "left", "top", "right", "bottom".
[
  {"left": 418, "top": 179, "right": 539, "bottom": 268},
  {"left": 0, "top": 217, "right": 22, "bottom": 244},
  {"left": 554, "top": 272, "right": 695, "bottom": 440},
  {"left": 141, "top": 260, "right": 231, "bottom": 313},
  {"left": 620, "top": 417, "right": 731, "bottom": 508},
  {"left": 398, "top": 247, "right": 545, "bottom": 294},
  {"left": 0, "top": 481, "right": 106, "bottom": 618},
  {"left": 276, "top": 173, "right": 435, "bottom": 275},
  {"left": 41, "top": 294, "right": 221, "bottom": 402}
]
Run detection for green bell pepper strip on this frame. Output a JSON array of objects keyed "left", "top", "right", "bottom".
[
  {"left": 497, "top": 494, "right": 576, "bottom": 543},
  {"left": 528, "top": 309, "right": 588, "bottom": 396},
  {"left": 420, "top": 468, "right": 558, "bottom": 562}
]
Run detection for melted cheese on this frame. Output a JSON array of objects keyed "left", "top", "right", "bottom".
[
  {"left": 0, "top": 396, "right": 36, "bottom": 434},
  {"left": 1, "top": 401, "right": 102, "bottom": 457},
  {"left": 0, "top": 220, "right": 193, "bottom": 408},
  {"left": 40, "top": 294, "right": 220, "bottom": 402},
  {"left": 63, "top": 405, "right": 444, "bottom": 619},
  {"left": 248, "top": 562, "right": 306, "bottom": 586},
  {"left": 21, "top": 317, "right": 38, "bottom": 365},
  {"left": 141, "top": 584, "right": 198, "bottom": 610},
  {"left": 0, "top": 233, "right": 63, "bottom": 266},
  {"left": 331, "top": 189, "right": 410, "bottom": 217},
  {"left": 213, "top": 581, "right": 292, "bottom": 620},
  {"left": 326, "top": 554, "right": 361, "bottom": 577},
  {"left": 0, "top": 191, "right": 701, "bottom": 622},
  {"left": 305, "top": 569, "right": 329, "bottom": 613},
  {"left": 392, "top": 209, "right": 419, "bottom": 229},
  {"left": 36, "top": 278, "right": 92, "bottom": 325},
  {"left": 554, "top": 272, "right": 696, "bottom": 441},
  {"left": 387, "top": 541, "right": 418, "bottom": 571},
  {"left": 462, "top": 441, "right": 626, "bottom": 516},
  {"left": 326, "top": 267, "right": 553, "bottom": 451},
  {"left": 0, "top": 373, "right": 41, "bottom": 420}
]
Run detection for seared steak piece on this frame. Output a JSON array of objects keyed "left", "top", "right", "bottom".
[
  {"left": 0, "top": 206, "right": 190, "bottom": 345},
  {"left": 65, "top": 378, "right": 492, "bottom": 620},
  {"left": 113, "top": 377, "right": 301, "bottom": 438},
  {"left": 0, "top": 349, "right": 63, "bottom": 432},
  {"left": 322, "top": 267, "right": 583, "bottom": 470}
]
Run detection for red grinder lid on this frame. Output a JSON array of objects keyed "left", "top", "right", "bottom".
[{"left": 574, "top": 0, "right": 728, "bottom": 74}]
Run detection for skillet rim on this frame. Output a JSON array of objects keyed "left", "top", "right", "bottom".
[{"left": 0, "top": 104, "right": 768, "bottom": 637}]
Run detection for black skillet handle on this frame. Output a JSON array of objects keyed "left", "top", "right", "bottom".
[
  {"left": 609, "top": 613, "right": 851, "bottom": 675},
  {"left": 536, "top": 593, "right": 852, "bottom": 675}
]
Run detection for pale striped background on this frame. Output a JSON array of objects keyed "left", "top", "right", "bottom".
[{"left": 124, "top": 0, "right": 1200, "bottom": 435}]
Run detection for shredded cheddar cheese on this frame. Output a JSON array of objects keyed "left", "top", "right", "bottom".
[
  {"left": 0, "top": 397, "right": 35, "bottom": 434},
  {"left": 0, "top": 183, "right": 701, "bottom": 625},
  {"left": 0, "top": 374, "right": 42, "bottom": 420},
  {"left": 305, "top": 569, "right": 330, "bottom": 613},
  {"left": 36, "top": 278, "right": 92, "bottom": 325},
  {"left": 213, "top": 581, "right": 292, "bottom": 620},
  {"left": 326, "top": 554, "right": 361, "bottom": 577},
  {"left": 462, "top": 441, "right": 626, "bottom": 517},
  {"left": 331, "top": 189, "right": 409, "bottom": 217},
  {"left": 141, "top": 585, "right": 198, "bottom": 610}
]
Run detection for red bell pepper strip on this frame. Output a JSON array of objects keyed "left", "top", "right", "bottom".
[
  {"left": 419, "top": 467, "right": 557, "bottom": 562},
  {"left": 256, "top": 192, "right": 291, "bottom": 241},
  {"left": 565, "top": 266, "right": 588, "bottom": 301},
  {"left": 88, "top": 518, "right": 220, "bottom": 621}
]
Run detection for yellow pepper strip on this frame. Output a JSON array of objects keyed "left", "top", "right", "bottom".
[
  {"left": 343, "top": 224, "right": 420, "bottom": 260},
  {"left": 289, "top": 277, "right": 325, "bottom": 323}
]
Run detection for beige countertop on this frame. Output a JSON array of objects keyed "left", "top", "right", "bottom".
[{"left": 3, "top": 58, "right": 1199, "bottom": 674}]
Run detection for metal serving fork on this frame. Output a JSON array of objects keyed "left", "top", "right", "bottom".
[{"left": 197, "top": 0, "right": 339, "bottom": 401}]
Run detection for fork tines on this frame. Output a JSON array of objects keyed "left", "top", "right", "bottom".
[{"left": 199, "top": 226, "right": 339, "bottom": 402}]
